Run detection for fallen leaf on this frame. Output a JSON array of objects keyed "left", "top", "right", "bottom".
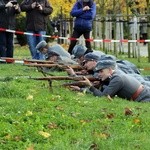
[
  {"left": 25, "top": 111, "right": 33, "bottom": 116},
  {"left": 26, "top": 144, "right": 34, "bottom": 150},
  {"left": 107, "top": 95, "right": 113, "bottom": 101},
  {"left": 133, "top": 118, "right": 141, "bottom": 124},
  {"left": 107, "top": 113, "right": 115, "bottom": 119},
  {"left": 55, "top": 106, "right": 64, "bottom": 111},
  {"left": 26, "top": 95, "right": 33, "bottom": 100},
  {"left": 38, "top": 131, "right": 50, "bottom": 138},
  {"left": 89, "top": 142, "right": 98, "bottom": 150},
  {"left": 47, "top": 122, "right": 58, "bottom": 129},
  {"left": 124, "top": 107, "right": 133, "bottom": 116}
]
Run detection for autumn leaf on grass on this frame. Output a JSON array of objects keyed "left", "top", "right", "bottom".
[
  {"left": 124, "top": 107, "right": 133, "bottom": 116},
  {"left": 55, "top": 106, "right": 64, "bottom": 111},
  {"left": 47, "top": 122, "right": 58, "bottom": 129},
  {"left": 26, "top": 144, "right": 34, "bottom": 150},
  {"left": 93, "top": 132, "right": 110, "bottom": 139},
  {"left": 4, "top": 134, "right": 11, "bottom": 140},
  {"left": 107, "top": 113, "right": 115, "bottom": 119},
  {"left": 25, "top": 111, "right": 33, "bottom": 116},
  {"left": 89, "top": 143, "right": 98, "bottom": 150},
  {"left": 107, "top": 95, "right": 113, "bottom": 101},
  {"left": 38, "top": 131, "right": 51, "bottom": 138},
  {"left": 133, "top": 118, "right": 141, "bottom": 124},
  {"left": 26, "top": 95, "right": 33, "bottom": 100}
]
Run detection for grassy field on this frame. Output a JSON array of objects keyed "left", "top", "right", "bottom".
[{"left": 0, "top": 45, "right": 150, "bottom": 150}]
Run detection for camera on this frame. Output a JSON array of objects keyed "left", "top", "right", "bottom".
[
  {"left": 11, "top": 1, "right": 18, "bottom": 5},
  {"left": 35, "top": 2, "right": 40, "bottom": 8}
]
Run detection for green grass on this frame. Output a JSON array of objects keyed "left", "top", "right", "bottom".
[{"left": 0, "top": 45, "right": 150, "bottom": 150}]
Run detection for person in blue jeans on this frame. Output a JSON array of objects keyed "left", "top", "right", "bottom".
[
  {"left": 68, "top": 0, "right": 96, "bottom": 54},
  {"left": 20, "top": 0, "right": 53, "bottom": 60},
  {"left": 0, "top": 0, "right": 20, "bottom": 58}
]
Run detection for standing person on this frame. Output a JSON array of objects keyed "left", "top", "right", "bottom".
[
  {"left": 68, "top": 0, "right": 96, "bottom": 54},
  {"left": 20, "top": 0, "right": 53, "bottom": 60},
  {"left": 0, "top": 0, "right": 20, "bottom": 58}
]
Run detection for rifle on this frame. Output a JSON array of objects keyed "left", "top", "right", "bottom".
[
  {"left": 24, "top": 63, "right": 83, "bottom": 70},
  {"left": 31, "top": 75, "right": 98, "bottom": 81},
  {"left": 0, "top": 57, "right": 54, "bottom": 64},
  {"left": 23, "top": 59, "right": 55, "bottom": 64},
  {"left": 62, "top": 80, "right": 101, "bottom": 88}
]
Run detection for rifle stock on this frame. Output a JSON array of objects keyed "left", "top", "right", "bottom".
[{"left": 23, "top": 59, "right": 54, "bottom": 64}]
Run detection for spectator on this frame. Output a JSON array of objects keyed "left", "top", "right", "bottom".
[
  {"left": 0, "top": 0, "right": 20, "bottom": 58},
  {"left": 20, "top": 0, "right": 53, "bottom": 60},
  {"left": 68, "top": 0, "right": 96, "bottom": 54}
]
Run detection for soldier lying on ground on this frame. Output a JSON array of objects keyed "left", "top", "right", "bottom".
[
  {"left": 36, "top": 40, "right": 71, "bottom": 59},
  {"left": 66, "top": 53, "right": 150, "bottom": 90},
  {"left": 71, "top": 44, "right": 141, "bottom": 75},
  {"left": 78, "top": 59, "right": 150, "bottom": 102},
  {"left": 71, "top": 44, "right": 105, "bottom": 65}
]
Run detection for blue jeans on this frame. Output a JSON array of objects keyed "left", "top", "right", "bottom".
[
  {"left": 0, "top": 31, "right": 14, "bottom": 57},
  {"left": 26, "top": 31, "right": 46, "bottom": 60}
]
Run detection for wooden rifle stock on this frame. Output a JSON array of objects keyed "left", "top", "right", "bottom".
[{"left": 23, "top": 59, "right": 54, "bottom": 64}]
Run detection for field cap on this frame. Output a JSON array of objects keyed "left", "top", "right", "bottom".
[
  {"left": 94, "top": 60, "right": 116, "bottom": 72},
  {"left": 36, "top": 40, "right": 47, "bottom": 51},
  {"left": 83, "top": 0, "right": 90, "bottom": 2},
  {"left": 83, "top": 53, "right": 100, "bottom": 62},
  {"left": 46, "top": 51, "right": 59, "bottom": 60},
  {"left": 72, "top": 45, "right": 87, "bottom": 58},
  {"left": 100, "top": 54, "right": 116, "bottom": 61}
]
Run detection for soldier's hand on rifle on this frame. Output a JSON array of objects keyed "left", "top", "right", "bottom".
[
  {"left": 81, "top": 76, "right": 93, "bottom": 87},
  {"left": 69, "top": 86, "right": 81, "bottom": 91},
  {"left": 65, "top": 66, "right": 76, "bottom": 76},
  {"left": 75, "top": 70, "right": 88, "bottom": 75}
]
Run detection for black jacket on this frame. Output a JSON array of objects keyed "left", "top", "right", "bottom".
[
  {"left": 20, "top": 0, "right": 53, "bottom": 31},
  {"left": 0, "top": 0, "right": 20, "bottom": 29}
]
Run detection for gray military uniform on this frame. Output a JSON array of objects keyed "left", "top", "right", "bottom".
[{"left": 90, "top": 71, "right": 150, "bottom": 102}]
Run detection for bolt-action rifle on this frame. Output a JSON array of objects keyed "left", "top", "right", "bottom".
[
  {"left": 31, "top": 75, "right": 100, "bottom": 89},
  {"left": 24, "top": 63, "right": 83, "bottom": 70},
  {"left": 31, "top": 75, "right": 98, "bottom": 81}
]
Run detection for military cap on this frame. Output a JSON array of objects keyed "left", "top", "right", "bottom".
[
  {"left": 46, "top": 51, "right": 59, "bottom": 58},
  {"left": 83, "top": 53, "right": 100, "bottom": 62},
  {"left": 100, "top": 54, "right": 116, "bottom": 61},
  {"left": 94, "top": 60, "right": 116, "bottom": 72},
  {"left": 72, "top": 45, "right": 87, "bottom": 58},
  {"left": 36, "top": 40, "right": 47, "bottom": 51}
]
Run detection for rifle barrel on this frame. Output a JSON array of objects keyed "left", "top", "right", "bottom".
[
  {"left": 31, "top": 76, "right": 98, "bottom": 81},
  {"left": 25, "top": 63, "right": 83, "bottom": 70},
  {"left": 23, "top": 59, "right": 54, "bottom": 64}
]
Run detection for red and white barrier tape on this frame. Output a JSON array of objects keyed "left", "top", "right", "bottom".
[
  {"left": 0, "top": 57, "right": 24, "bottom": 64},
  {"left": 1, "top": 28, "right": 150, "bottom": 43}
]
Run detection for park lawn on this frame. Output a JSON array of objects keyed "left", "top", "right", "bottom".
[{"left": 0, "top": 45, "right": 150, "bottom": 150}]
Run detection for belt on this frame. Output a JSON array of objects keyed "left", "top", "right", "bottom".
[{"left": 131, "top": 85, "right": 144, "bottom": 101}]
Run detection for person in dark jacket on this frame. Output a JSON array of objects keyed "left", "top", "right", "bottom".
[
  {"left": 82, "top": 59, "right": 150, "bottom": 102},
  {"left": 20, "top": 0, "right": 53, "bottom": 60},
  {"left": 68, "top": 0, "right": 96, "bottom": 54},
  {"left": 0, "top": 0, "right": 20, "bottom": 58}
]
